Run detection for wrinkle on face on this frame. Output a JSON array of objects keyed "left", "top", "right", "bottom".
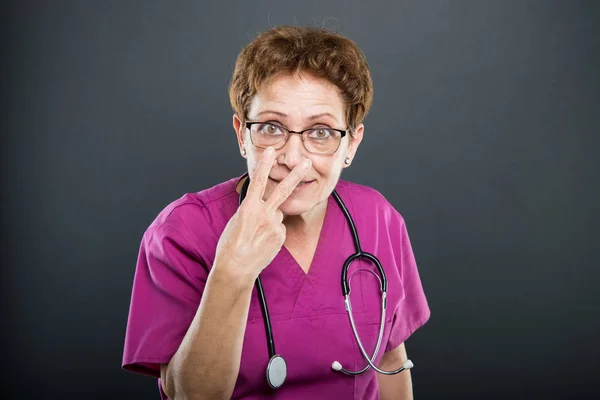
[{"left": 249, "top": 72, "right": 346, "bottom": 132}]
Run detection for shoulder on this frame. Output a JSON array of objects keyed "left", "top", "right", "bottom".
[
  {"left": 334, "top": 178, "right": 405, "bottom": 226},
  {"left": 146, "top": 175, "right": 242, "bottom": 237},
  {"left": 139, "top": 175, "right": 244, "bottom": 267}
]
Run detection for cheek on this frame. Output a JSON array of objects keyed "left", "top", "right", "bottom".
[
  {"left": 246, "top": 152, "right": 276, "bottom": 191},
  {"left": 314, "top": 158, "right": 343, "bottom": 183},
  {"left": 246, "top": 151, "right": 266, "bottom": 174}
]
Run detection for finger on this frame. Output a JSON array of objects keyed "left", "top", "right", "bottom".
[
  {"left": 247, "top": 147, "right": 275, "bottom": 201},
  {"left": 275, "top": 209, "right": 284, "bottom": 224},
  {"left": 266, "top": 158, "right": 311, "bottom": 210},
  {"left": 279, "top": 223, "right": 287, "bottom": 242}
]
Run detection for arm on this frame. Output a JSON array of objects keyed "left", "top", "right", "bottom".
[
  {"left": 160, "top": 267, "right": 255, "bottom": 400},
  {"left": 159, "top": 150, "right": 311, "bottom": 399},
  {"left": 377, "top": 342, "right": 413, "bottom": 400}
]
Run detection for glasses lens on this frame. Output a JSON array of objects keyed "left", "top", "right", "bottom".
[
  {"left": 249, "top": 123, "right": 344, "bottom": 154},
  {"left": 250, "top": 123, "right": 287, "bottom": 148},
  {"left": 304, "top": 129, "right": 342, "bottom": 154}
]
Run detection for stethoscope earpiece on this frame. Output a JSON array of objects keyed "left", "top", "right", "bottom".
[{"left": 331, "top": 359, "right": 414, "bottom": 375}]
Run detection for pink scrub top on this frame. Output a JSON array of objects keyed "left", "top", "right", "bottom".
[{"left": 122, "top": 174, "right": 431, "bottom": 399}]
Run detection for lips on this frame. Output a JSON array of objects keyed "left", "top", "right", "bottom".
[
  {"left": 269, "top": 177, "right": 315, "bottom": 189},
  {"left": 269, "top": 177, "right": 314, "bottom": 184}
]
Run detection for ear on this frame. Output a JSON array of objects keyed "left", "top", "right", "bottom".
[
  {"left": 343, "top": 123, "right": 364, "bottom": 168},
  {"left": 233, "top": 114, "right": 246, "bottom": 157}
]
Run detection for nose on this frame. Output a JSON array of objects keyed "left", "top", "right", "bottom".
[{"left": 277, "top": 134, "right": 309, "bottom": 170}]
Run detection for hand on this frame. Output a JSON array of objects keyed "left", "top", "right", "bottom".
[{"left": 213, "top": 147, "right": 312, "bottom": 281}]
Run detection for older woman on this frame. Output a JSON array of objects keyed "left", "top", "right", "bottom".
[{"left": 122, "top": 25, "right": 430, "bottom": 399}]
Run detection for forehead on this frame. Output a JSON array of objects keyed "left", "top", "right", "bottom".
[{"left": 248, "top": 72, "right": 345, "bottom": 121}]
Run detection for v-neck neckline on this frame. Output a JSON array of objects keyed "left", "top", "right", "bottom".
[
  {"left": 280, "top": 195, "right": 333, "bottom": 278},
  {"left": 232, "top": 172, "right": 334, "bottom": 280}
]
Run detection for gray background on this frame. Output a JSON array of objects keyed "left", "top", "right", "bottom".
[{"left": 2, "top": 0, "right": 599, "bottom": 399}]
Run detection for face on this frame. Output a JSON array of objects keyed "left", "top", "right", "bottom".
[{"left": 233, "top": 72, "right": 364, "bottom": 217}]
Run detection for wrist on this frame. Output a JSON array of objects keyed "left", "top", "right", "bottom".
[{"left": 209, "top": 260, "right": 257, "bottom": 293}]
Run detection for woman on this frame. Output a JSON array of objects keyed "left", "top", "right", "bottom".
[{"left": 122, "top": 25, "right": 430, "bottom": 399}]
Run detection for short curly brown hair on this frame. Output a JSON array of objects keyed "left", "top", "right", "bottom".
[{"left": 229, "top": 25, "right": 373, "bottom": 133}]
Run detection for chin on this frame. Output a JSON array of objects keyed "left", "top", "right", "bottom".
[{"left": 278, "top": 198, "right": 315, "bottom": 216}]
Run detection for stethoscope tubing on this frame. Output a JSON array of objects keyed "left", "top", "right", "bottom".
[
  {"left": 331, "top": 190, "right": 388, "bottom": 295},
  {"left": 238, "top": 174, "right": 409, "bottom": 386},
  {"left": 239, "top": 177, "right": 277, "bottom": 358}
]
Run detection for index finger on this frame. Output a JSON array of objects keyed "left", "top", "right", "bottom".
[
  {"left": 246, "top": 147, "right": 276, "bottom": 201},
  {"left": 266, "top": 158, "right": 312, "bottom": 210}
]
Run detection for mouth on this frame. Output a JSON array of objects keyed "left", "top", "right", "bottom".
[{"left": 269, "top": 177, "right": 315, "bottom": 188}]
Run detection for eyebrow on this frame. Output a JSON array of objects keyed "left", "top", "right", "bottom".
[{"left": 256, "top": 110, "right": 339, "bottom": 122}]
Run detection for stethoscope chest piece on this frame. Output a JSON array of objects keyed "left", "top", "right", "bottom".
[{"left": 266, "top": 354, "right": 287, "bottom": 389}]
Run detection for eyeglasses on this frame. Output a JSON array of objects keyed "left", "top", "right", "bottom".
[{"left": 245, "top": 121, "right": 348, "bottom": 155}]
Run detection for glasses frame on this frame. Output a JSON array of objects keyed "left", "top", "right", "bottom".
[{"left": 245, "top": 121, "right": 349, "bottom": 155}]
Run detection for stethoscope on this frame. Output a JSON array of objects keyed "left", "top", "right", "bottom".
[{"left": 239, "top": 176, "right": 414, "bottom": 389}]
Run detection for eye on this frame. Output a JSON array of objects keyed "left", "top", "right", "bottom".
[
  {"left": 259, "top": 123, "right": 284, "bottom": 135},
  {"left": 308, "top": 128, "right": 333, "bottom": 139}
]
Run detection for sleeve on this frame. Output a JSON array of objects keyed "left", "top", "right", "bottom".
[
  {"left": 121, "top": 209, "right": 209, "bottom": 377},
  {"left": 384, "top": 213, "right": 431, "bottom": 352}
]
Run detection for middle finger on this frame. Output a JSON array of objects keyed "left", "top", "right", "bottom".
[{"left": 266, "top": 158, "right": 312, "bottom": 210}]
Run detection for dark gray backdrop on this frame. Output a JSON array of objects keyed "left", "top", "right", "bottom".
[{"left": 2, "top": 1, "right": 599, "bottom": 399}]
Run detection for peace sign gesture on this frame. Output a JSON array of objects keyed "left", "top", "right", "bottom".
[{"left": 213, "top": 147, "right": 312, "bottom": 282}]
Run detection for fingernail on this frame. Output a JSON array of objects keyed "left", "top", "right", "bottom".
[
  {"left": 302, "top": 159, "right": 311, "bottom": 168},
  {"left": 265, "top": 147, "right": 274, "bottom": 155}
]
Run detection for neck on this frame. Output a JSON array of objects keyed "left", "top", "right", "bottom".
[{"left": 282, "top": 199, "right": 327, "bottom": 238}]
